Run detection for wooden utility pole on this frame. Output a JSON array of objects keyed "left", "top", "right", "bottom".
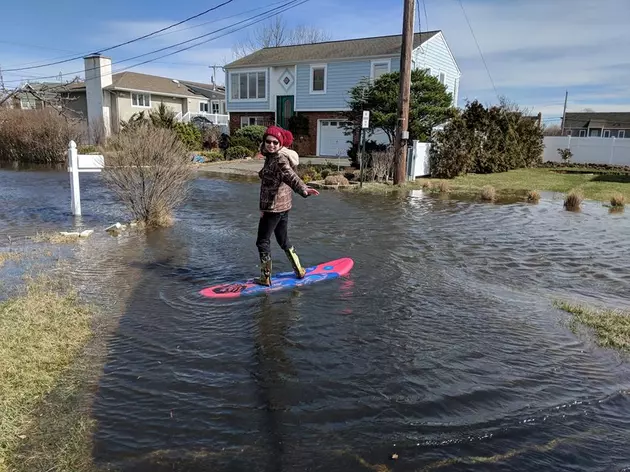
[
  {"left": 560, "top": 90, "right": 568, "bottom": 134},
  {"left": 393, "top": 0, "right": 415, "bottom": 185}
]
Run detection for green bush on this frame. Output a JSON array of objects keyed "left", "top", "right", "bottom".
[
  {"left": 226, "top": 146, "right": 252, "bottom": 160},
  {"left": 78, "top": 145, "right": 99, "bottom": 154},
  {"left": 234, "top": 125, "right": 266, "bottom": 145},
  {"left": 174, "top": 123, "right": 202, "bottom": 150},
  {"left": 198, "top": 150, "right": 225, "bottom": 162},
  {"left": 429, "top": 98, "right": 544, "bottom": 178},
  {"left": 296, "top": 164, "right": 321, "bottom": 183},
  {"left": 229, "top": 136, "right": 259, "bottom": 152}
]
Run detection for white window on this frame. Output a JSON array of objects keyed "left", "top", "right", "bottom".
[
  {"left": 579, "top": 129, "right": 586, "bottom": 137},
  {"left": 439, "top": 72, "right": 445, "bottom": 84},
  {"left": 620, "top": 130, "right": 626, "bottom": 138},
  {"left": 200, "top": 102, "right": 209, "bottom": 113},
  {"left": 603, "top": 130, "right": 611, "bottom": 138},
  {"left": 132, "top": 93, "right": 150, "bottom": 107},
  {"left": 371, "top": 60, "right": 390, "bottom": 80},
  {"left": 211, "top": 100, "right": 220, "bottom": 114},
  {"left": 230, "top": 71, "right": 266, "bottom": 100},
  {"left": 240, "top": 116, "right": 266, "bottom": 127},
  {"left": 20, "top": 96, "right": 36, "bottom": 109},
  {"left": 310, "top": 64, "right": 327, "bottom": 93}
]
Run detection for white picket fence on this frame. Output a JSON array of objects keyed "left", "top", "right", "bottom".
[{"left": 543, "top": 136, "right": 630, "bottom": 166}]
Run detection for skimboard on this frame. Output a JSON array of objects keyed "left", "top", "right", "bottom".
[{"left": 200, "top": 257, "right": 354, "bottom": 299}]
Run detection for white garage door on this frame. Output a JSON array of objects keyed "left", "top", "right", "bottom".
[{"left": 318, "top": 120, "right": 352, "bottom": 157}]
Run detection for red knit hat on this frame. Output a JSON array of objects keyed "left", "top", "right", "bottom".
[
  {"left": 282, "top": 129, "right": 294, "bottom": 147},
  {"left": 263, "top": 126, "right": 284, "bottom": 147}
]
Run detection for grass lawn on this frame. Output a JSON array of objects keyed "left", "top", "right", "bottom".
[
  {"left": 555, "top": 301, "right": 630, "bottom": 353},
  {"left": 0, "top": 273, "right": 95, "bottom": 472},
  {"left": 415, "top": 167, "right": 630, "bottom": 203}
]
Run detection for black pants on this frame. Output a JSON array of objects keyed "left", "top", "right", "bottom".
[{"left": 256, "top": 211, "right": 292, "bottom": 255}]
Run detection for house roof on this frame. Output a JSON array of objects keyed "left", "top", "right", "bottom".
[
  {"left": 59, "top": 72, "right": 224, "bottom": 99},
  {"left": 103, "top": 72, "right": 224, "bottom": 98},
  {"left": 225, "top": 31, "right": 441, "bottom": 68},
  {"left": 564, "top": 112, "right": 630, "bottom": 128}
]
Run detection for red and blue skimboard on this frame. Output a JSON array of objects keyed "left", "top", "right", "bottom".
[{"left": 200, "top": 257, "right": 354, "bottom": 299}]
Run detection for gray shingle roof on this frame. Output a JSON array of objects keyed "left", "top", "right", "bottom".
[
  {"left": 103, "top": 72, "right": 222, "bottom": 98},
  {"left": 225, "top": 31, "right": 441, "bottom": 68},
  {"left": 564, "top": 112, "right": 630, "bottom": 128}
]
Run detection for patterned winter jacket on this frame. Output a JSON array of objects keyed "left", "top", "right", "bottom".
[{"left": 258, "top": 148, "right": 309, "bottom": 213}]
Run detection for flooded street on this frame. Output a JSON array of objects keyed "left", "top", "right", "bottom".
[{"left": 2, "top": 167, "right": 630, "bottom": 471}]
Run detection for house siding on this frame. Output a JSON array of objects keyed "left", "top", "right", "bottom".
[
  {"left": 226, "top": 67, "right": 271, "bottom": 112},
  {"left": 295, "top": 58, "right": 397, "bottom": 111},
  {"left": 412, "top": 32, "right": 460, "bottom": 107},
  {"left": 113, "top": 91, "right": 184, "bottom": 124}
]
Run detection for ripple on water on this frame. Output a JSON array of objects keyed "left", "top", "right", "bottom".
[{"left": 3, "top": 170, "right": 630, "bottom": 470}]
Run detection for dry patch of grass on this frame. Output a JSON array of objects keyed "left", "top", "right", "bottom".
[
  {"left": 564, "top": 189, "right": 584, "bottom": 211},
  {"left": 0, "top": 251, "right": 21, "bottom": 267},
  {"left": 0, "top": 274, "right": 95, "bottom": 471},
  {"left": 31, "top": 231, "right": 82, "bottom": 244},
  {"left": 555, "top": 300, "right": 630, "bottom": 352},
  {"left": 610, "top": 192, "right": 625, "bottom": 208},
  {"left": 480, "top": 185, "right": 496, "bottom": 202},
  {"left": 527, "top": 190, "right": 541, "bottom": 203}
]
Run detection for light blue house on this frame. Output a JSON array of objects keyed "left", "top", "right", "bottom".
[{"left": 224, "top": 30, "right": 461, "bottom": 156}]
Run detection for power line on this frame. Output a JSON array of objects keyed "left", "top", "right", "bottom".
[
  {"left": 2, "top": 0, "right": 305, "bottom": 86},
  {"left": 457, "top": 0, "right": 498, "bottom": 99},
  {"left": 2, "top": 0, "right": 235, "bottom": 72},
  {"left": 2, "top": 0, "right": 307, "bottom": 87},
  {"left": 1, "top": 1, "right": 290, "bottom": 70},
  {"left": 421, "top": 0, "right": 428, "bottom": 31}
]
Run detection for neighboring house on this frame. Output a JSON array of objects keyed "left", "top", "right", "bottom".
[
  {"left": 563, "top": 112, "right": 630, "bottom": 138},
  {"left": 7, "top": 81, "right": 85, "bottom": 118},
  {"left": 224, "top": 30, "right": 461, "bottom": 156},
  {"left": 39, "top": 54, "right": 229, "bottom": 138}
]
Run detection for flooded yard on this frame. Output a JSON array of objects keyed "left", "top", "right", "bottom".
[{"left": 2, "top": 167, "right": 630, "bottom": 471}]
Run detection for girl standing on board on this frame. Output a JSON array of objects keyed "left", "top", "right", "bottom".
[{"left": 255, "top": 125, "right": 319, "bottom": 286}]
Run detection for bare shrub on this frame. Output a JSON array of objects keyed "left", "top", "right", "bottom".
[
  {"left": 610, "top": 193, "right": 625, "bottom": 208},
  {"left": 527, "top": 190, "right": 541, "bottom": 203},
  {"left": 0, "top": 108, "right": 84, "bottom": 164},
  {"left": 437, "top": 180, "right": 450, "bottom": 193},
  {"left": 371, "top": 149, "right": 395, "bottom": 181},
  {"left": 324, "top": 174, "right": 350, "bottom": 186},
  {"left": 480, "top": 185, "right": 496, "bottom": 201},
  {"left": 100, "top": 126, "right": 195, "bottom": 228},
  {"left": 421, "top": 180, "right": 433, "bottom": 190},
  {"left": 564, "top": 189, "right": 583, "bottom": 212}
]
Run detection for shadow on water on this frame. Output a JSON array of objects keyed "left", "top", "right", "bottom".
[{"left": 4, "top": 169, "right": 630, "bottom": 470}]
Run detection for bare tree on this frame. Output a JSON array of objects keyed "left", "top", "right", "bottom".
[
  {"left": 233, "top": 15, "right": 330, "bottom": 58},
  {"left": 543, "top": 123, "right": 563, "bottom": 136}
]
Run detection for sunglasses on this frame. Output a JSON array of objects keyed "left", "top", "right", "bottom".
[{"left": 265, "top": 139, "right": 280, "bottom": 145}]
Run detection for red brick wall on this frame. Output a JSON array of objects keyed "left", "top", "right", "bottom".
[{"left": 228, "top": 112, "right": 276, "bottom": 135}]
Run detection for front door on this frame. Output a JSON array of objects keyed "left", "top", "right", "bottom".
[{"left": 276, "top": 95, "right": 294, "bottom": 130}]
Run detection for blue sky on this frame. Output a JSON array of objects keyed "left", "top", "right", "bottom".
[{"left": 2, "top": 0, "right": 629, "bottom": 123}]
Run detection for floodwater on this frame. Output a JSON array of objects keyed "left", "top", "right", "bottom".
[{"left": 2, "top": 167, "right": 630, "bottom": 471}]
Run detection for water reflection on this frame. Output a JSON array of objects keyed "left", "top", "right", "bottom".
[{"left": 2, "top": 168, "right": 630, "bottom": 471}]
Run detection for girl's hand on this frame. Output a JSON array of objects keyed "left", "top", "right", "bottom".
[{"left": 306, "top": 188, "right": 320, "bottom": 196}]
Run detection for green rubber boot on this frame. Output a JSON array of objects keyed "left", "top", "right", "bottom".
[
  {"left": 254, "top": 253, "right": 272, "bottom": 286},
  {"left": 285, "top": 247, "right": 306, "bottom": 279}
]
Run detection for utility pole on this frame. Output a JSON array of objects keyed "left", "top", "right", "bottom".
[
  {"left": 393, "top": 0, "right": 415, "bottom": 185},
  {"left": 560, "top": 90, "right": 568, "bottom": 135},
  {"left": 209, "top": 64, "right": 222, "bottom": 90}
]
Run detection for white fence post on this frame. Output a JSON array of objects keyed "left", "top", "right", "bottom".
[
  {"left": 67, "top": 140, "right": 105, "bottom": 217},
  {"left": 68, "top": 140, "right": 81, "bottom": 216}
]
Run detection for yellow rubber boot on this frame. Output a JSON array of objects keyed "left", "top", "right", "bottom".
[
  {"left": 285, "top": 247, "right": 306, "bottom": 279},
  {"left": 254, "top": 253, "right": 272, "bottom": 286}
]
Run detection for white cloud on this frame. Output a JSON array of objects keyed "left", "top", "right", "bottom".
[{"left": 2, "top": 0, "right": 629, "bottom": 116}]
